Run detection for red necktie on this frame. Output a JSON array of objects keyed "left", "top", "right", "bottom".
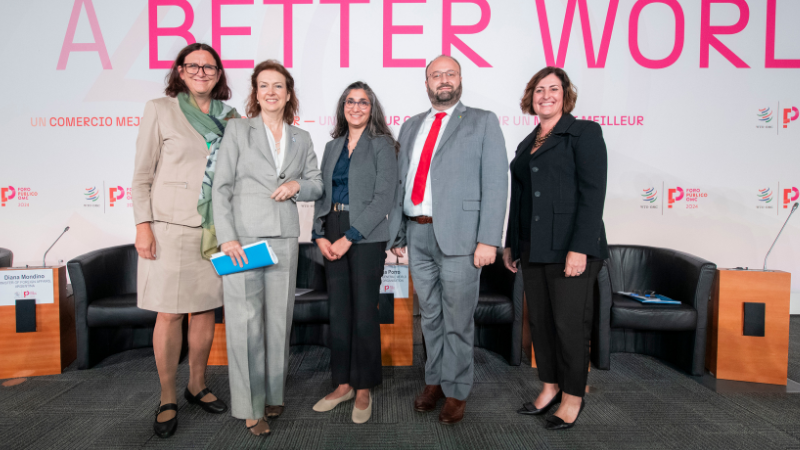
[{"left": 411, "top": 112, "right": 447, "bottom": 205}]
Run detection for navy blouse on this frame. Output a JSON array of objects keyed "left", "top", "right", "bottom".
[{"left": 312, "top": 137, "right": 364, "bottom": 242}]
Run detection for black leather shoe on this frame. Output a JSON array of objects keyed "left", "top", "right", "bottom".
[
  {"left": 545, "top": 399, "right": 585, "bottom": 430},
  {"left": 517, "top": 391, "right": 562, "bottom": 415},
  {"left": 154, "top": 403, "right": 178, "bottom": 438},
  {"left": 184, "top": 387, "right": 228, "bottom": 414}
]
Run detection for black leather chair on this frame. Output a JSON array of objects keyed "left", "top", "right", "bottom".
[
  {"left": 0, "top": 247, "right": 12, "bottom": 267},
  {"left": 67, "top": 244, "right": 160, "bottom": 369},
  {"left": 591, "top": 245, "right": 716, "bottom": 376},
  {"left": 291, "top": 244, "right": 524, "bottom": 366}
]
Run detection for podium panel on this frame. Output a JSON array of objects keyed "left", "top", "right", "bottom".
[
  {"left": 0, "top": 266, "right": 76, "bottom": 379},
  {"left": 706, "top": 269, "right": 791, "bottom": 385}
]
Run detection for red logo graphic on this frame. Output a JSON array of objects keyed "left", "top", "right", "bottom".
[
  {"left": 109, "top": 186, "right": 125, "bottom": 207},
  {"left": 667, "top": 187, "right": 684, "bottom": 208},
  {"left": 1, "top": 186, "right": 16, "bottom": 207},
  {"left": 783, "top": 187, "right": 799, "bottom": 208},
  {"left": 23, "top": 290, "right": 37, "bottom": 298},
  {"left": 783, "top": 107, "right": 799, "bottom": 129}
]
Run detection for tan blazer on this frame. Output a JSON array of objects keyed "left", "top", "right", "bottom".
[{"left": 132, "top": 97, "right": 211, "bottom": 227}]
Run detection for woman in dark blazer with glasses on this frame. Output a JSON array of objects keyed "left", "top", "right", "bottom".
[
  {"left": 503, "top": 67, "right": 608, "bottom": 431},
  {"left": 310, "top": 81, "right": 398, "bottom": 424}
]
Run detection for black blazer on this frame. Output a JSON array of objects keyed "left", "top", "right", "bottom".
[{"left": 505, "top": 114, "right": 608, "bottom": 263}]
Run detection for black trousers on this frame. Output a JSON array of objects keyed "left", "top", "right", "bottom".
[
  {"left": 520, "top": 246, "right": 602, "bottom": 397},
  {"left": 323, "top": 211, "right": 386, "bottom": 390}
]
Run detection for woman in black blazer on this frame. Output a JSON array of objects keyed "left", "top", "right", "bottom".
[
  {"left": 503, "top": 67, "right": 608, "bottom": 430},
  {"left": 310, "top": 81, "right": 398, "bottom": 424}
]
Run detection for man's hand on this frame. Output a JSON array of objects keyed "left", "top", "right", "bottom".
[
  {"left": 221, "top": 240, "right": 249, "bottom": 267},
  {"left": 135, "top": 222, "right": 157, "bottom": 260},
  {"left": 329, "top": 236, "right": 353, "bottom": 259},
  {"left": 390, "top": 247, "right": 406, "bottom": 258},
  {"left": 271, "top": 180, "right": 300, "bottom": 202},
  {"left": 473, "top": 243, "right": 496, "bottom": 268},
  {"left": 502, "top": 247, "right": 518, "bottom": 273},
  {"left": 564, "top": 251, "right": 587, "bottom": 277}
]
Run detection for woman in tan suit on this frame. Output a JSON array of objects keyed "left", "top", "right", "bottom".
[{"left": 132, "top": 43, "right": 239, "bottom": 439}]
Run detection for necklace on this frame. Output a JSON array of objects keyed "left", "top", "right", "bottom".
[{"left": 531, "top": 127, "right": 553, "bottom": 153}]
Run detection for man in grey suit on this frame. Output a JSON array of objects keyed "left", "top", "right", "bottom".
[{"left": 388, "top": 55, "right": 508, "bottom": 424}]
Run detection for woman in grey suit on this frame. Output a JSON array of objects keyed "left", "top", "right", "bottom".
[
  {"left": 212, "top": 60, "right": 323, "bottom": 436},
  {"left": 311, "top": 82, "right": 398, "bottom": 423}
]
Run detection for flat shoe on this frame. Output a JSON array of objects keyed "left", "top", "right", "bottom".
[
  {"left": 517, "top": 391, "right": 562, "bottom": 415},
  {"left": 352, "top": 392, "right": 372, "bottom": 424},
  {"left": 546, "top": 399, "right": 586, "bottom": 430},
  {"left": 184, "top": 387, "right": 228, "bottom": 414},
  {"left": 313, "top": 389, "right": 355, "bottom": 412},
  {"left": 153, "top": 403, "right": 178, "bottom": 438},
  {"left": 265, "top": 404, "right": 284, "bottom": 418}
]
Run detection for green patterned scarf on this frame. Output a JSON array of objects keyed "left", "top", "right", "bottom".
[{"left": 177, "top": 92, "right": 239, "bottom": 260}]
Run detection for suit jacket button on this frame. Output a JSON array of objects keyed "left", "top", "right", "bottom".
[
  {"left": 534, "top": 191, "right": 541, "bottom": 197},
  {"left": 399, "top": 180, "right": 402, "bottom": 184},
  {"left": 534, "top": 216, "right": 540, "bottom": 222},
  {"left": 280, "top": 173, "right": 286, "bottom": 179},
  {"left": 532, "top": 167, "right": 539, "bottom": 172}
]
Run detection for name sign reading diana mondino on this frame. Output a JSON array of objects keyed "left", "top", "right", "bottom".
[{"left": 0, "top": 269, "right": 55, "bottom": 306}]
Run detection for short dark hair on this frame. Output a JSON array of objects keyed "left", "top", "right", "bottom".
[
  {"left": 520, "top": 66, "right": 578, "bottom": 115},
  {"left": 164, "top": 43, "right": 231, "bottom": 100},
  {"left": 246, "top": 60, "right": 299, "bottom": 124},
  {"left": 425, "top": 55, "right": 462, "bottom": 78}
]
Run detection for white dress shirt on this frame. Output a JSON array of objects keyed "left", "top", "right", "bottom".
[
  {"left": 264, "top": 122, "right": 288, "bottom": 177},
  {"left": 403, "top": 102, "right": 460, "bottom": 217}
]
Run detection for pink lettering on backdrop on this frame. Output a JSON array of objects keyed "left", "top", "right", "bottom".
[
  {"left": 213, "top": 0, "right": 255, "bottom": 69},
  {"left": 383, "top": 0, "right": 426, "bottom": 68},
  {"left": 57, "top": 0, "right": 112, "bottom": 70},
  {"left": 149, "top": 0, "right": 196, "bottom": 69},
  {"left": 264, "top": 0, "right": 313, "bottom": 68},
  {"left": 629, "top": 0, "right": 685, "bottom": 68},
  {"left": 442, "top": 0, "right": 492, "bottom": 68},
  {"left": 320, "top": 0, "right": 370, "bottom": 68},
  {"left": 700, "top": 0, "right": 750, "bottom": 68},
  {"left": 766, "top": 0, "right": 800, "bottom": 68},
  {"left": 535, "top": 0, "right": 619, "bottom": 68}
]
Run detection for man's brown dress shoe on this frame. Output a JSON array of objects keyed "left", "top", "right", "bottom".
[
  {"left": 439, "top": 398, "right": 466, "bottom": 424},
  {"left": 414, "top": 385, "right": 445, "bottom": 412}
]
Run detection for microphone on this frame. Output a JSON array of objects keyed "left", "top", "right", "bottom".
[
  {"left": 43, "top": 226, "right": 70, "bottom": 267},
  {"left": 763, "top": 202, "right": 798, "bottom": 270}
]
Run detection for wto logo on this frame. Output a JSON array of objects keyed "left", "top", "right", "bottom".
[
  {"left": 640, "top": 187, "right": 659, "bottom": 210},
  {"left": 667, "top": 187, "right": 684, "bottom": 208},
  {"left": 783, "top": 107, "right": 799, "bottom": 129},
  {"left": 109, "top": 186, "right": 125, "bottom": 207},
  {"left": 1, "top": 186, "right": 15, "bottom": 207},
  {"left": 758, "top": 107, "right": 774, "bottom": 123},
  {"left": 758, "top": 188, "right": 773, "bottom": 203},
  {"left": 783, "top": 187, "right": 799, "bottom": 208},
  {"left": 84, "top": 187, "right": 99, "bottom": 202}
]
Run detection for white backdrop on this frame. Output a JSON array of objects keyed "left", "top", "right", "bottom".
[{"left": 2, "top": 0, "right": 799, "bottom": 311}]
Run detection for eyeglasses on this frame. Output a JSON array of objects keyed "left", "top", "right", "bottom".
[
  {"left": 344, "top": 99, "right": 371, "bottom": 110},
  {"left": 427, "top": 71, "right": 459, "bottom": 80},
  {"left": 182, "top": 63, "right": 219, "bottom": 76}
]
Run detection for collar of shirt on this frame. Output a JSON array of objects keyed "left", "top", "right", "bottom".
[{"left": 424, "top": 101, "right": 459, "bottom": 123}]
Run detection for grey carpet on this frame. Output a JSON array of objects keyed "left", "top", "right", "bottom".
[{"left": 2, "top": 318, "right": 800, "bottom": 449}]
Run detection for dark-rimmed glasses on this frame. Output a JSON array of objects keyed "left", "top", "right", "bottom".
[
  {"left": 427, "top": 71, "right": 459, "bottom": 80},
  {"left": 344, "top": 99, "right": 371, "bottom": 110},
  {"left": 182, "top": 63, "right": 219, "bottom": 76}
]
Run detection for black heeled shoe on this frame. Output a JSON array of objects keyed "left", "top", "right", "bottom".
[
  {"left": 545, "top": 399, "right": 585, "bottom": 430},
  {"left": 517, "top": 390, "right": 562, "bottom": 415},
  {"left": 184, "top": 387, "right": 228, "bottom": 414},
  {"left": 154, "top": 403, "right": 178, "bottom": 438}
]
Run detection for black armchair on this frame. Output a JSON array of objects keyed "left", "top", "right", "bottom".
[
  {"left": 0, "top": 247, "right": 12, "bottom": 267},
  {"left": 67, "top": 244, "right": 159, "bottom": 369},
  {"left": 290, "top": 243, "right": 331, "bottom": 347},
  {"left": 591, "top": 245, "right": 717, "bottom": 376},
  {"left": 474, "top": 249, "right": 524, "bottom": 365}
]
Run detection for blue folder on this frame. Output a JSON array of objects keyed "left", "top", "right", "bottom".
[
  {"left": 616, "top": 291, "right": 681, "bottom": 305},
  {"left": 210, "top": 241, "right": 278, "bottom": 276}
]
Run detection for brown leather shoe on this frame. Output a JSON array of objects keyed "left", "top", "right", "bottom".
[
  {"left": 438, "top": 398, "right": 466, "bottom": 424},
  {"left": 414, "top": 385, "right": 445, "bottom": 412}
]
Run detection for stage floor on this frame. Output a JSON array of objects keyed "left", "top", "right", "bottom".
[{"left": 2, "top": 318, "right": 800, "bottom": 449}]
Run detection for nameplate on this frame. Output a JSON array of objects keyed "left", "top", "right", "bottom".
[
  {"left": 0, "top": 269, "right": 54, "bottom": 306},
  {"left": 380, "top": 264, "right": 409, "bottom": 298}
]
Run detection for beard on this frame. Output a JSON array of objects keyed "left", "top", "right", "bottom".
[{"left": 427, "top": 82, "right": 463, "bottom": 108}]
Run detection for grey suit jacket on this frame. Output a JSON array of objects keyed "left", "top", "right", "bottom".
[
  {"left": 313, "top": 133, "right": 398, "bottom": 243},
  {"left": 213, "top": 117, "right": 323, "bottom": 243},
  {"left": 387, "top": 102, "right": 508, "bottom": 256}
]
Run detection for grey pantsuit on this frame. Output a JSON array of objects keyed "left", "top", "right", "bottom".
[{"left": 223, "top": 236, "right": 298, "bottom": 419}]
